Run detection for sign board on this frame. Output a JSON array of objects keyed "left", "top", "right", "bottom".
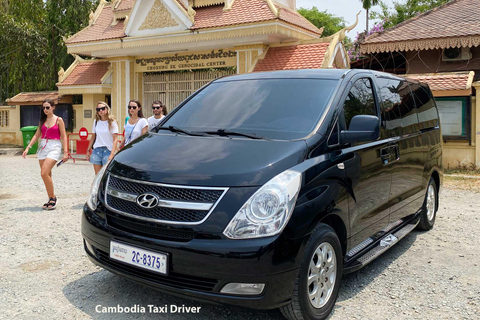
[
  {"left": 436, "top": 98, "right": 466, "bottom": 136},
  {"left": 84, "top": 110, "right": 92, "bottom": 118},
  {"left": 135, "top": 49, "right": 237, "bottom": 72}
]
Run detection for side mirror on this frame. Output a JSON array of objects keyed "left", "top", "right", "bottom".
[{"left": 341, "top": 115, "right": 380, "bottom": 144}]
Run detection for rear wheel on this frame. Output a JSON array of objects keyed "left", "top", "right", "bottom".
[
  {"left": 417, "top": 177, "right": 438, "bottom": 231},
  {"left": 280, "top": 224, "right": 342, "bottom": 320}
]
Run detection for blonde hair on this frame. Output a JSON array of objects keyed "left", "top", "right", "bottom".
[{"left": 95, "top": 101, "right": 117, "bottom": 130}]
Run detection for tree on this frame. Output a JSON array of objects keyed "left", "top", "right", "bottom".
[
  {"left": 371, "top": 0, "right": 450, "bottom": 29},
  {"left": 0, "top": 0, "right": 98, "bottom": 103},
  {"left": 298, "top": 7, "right": 346, "bottom": 37},
  {"left": 360, "top": 0, "right": 380, "bottom": 32},
  {"left": 46, "top": 0, "right": 99, "bottom": 84}
]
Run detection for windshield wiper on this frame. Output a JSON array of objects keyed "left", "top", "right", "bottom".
[
  {"left": 202, "top": 129, "right": 268, "bottom": 140},
  {"left": 156, "top": 126, "right": 206, "bottom": 136}
]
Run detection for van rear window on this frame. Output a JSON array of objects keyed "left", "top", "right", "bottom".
[{"left": 163, "top": 78, "right": 338, "bottom": 140}]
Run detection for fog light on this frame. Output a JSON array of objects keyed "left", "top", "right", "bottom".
[
  {"left": 220, "top": 283, "right": 265, "bottom": 295},
  {"left": 84, "top": 240, "right": 95, "bottom": 256}
]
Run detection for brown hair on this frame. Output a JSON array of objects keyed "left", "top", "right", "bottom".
[
  {"left": 152, "top": 100, "right": 168, "bottom": 115},
  {"left": 39, "top": 99, "right": 55, "bottom": 126},
  {"left": 128, "top": 99, "right": 144, "bottom": 118}
]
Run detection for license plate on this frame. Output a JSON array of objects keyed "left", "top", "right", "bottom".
[{"left": 110, "top": 241, "right": 168, "bottom": 275}]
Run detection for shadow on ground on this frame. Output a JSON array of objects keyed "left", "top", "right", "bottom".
[
  {"left": 63, "top": 269, "right": 282, "bottom": 320},
  {"left": 63, "top": 231, "right": 420, "bottom": 320}
]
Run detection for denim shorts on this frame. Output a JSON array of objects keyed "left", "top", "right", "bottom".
[{"left": 90, "top": 147, "right": 111, "bottom": 166}]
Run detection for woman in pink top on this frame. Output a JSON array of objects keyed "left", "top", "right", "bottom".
[{"left": 22, "top": 99, "right": 68, "bottom": 210}]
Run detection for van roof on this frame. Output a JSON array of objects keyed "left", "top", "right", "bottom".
[{"left": 215, "top": 69, "right": 354, "bottom": 82}]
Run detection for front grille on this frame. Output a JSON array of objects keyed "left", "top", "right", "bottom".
[
  {"left": 108, "top": 175, "right": 224, "bottom": 202},
  {"left": 104, "top": 174, "right": 228, "bottom": 224},
  {"left": 107, "top": 215, "right": 195, "bottom": 241},
  {"left": 95, "top": 249, "right": 218, "bottom": 292},
  {"left": 107, "top": 195, "right": 208, "bottom": 222}
]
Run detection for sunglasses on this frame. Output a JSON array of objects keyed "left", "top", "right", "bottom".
[
  {"left": 42, "top": 106, "right": 51, "bottom": 110},
  {"left": 96, "top": 107, "right": 106, "bottom": 112},
  {"left": 152, "top": 106, "right": 162, "bottom": 110},
  {"left": 128, "top": 106, "right": 138, "bottom": 110}
]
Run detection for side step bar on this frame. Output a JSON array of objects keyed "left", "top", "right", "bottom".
[{"left": 344, "top": 220, "right": 419, "bottom": 273}]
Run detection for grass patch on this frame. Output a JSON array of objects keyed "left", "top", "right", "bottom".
[
  {"left": 445, "top": 163, "right": 480, "bottom": 176},
  {"left": 444, "top": 175, "right": 480, "bottom": 192}
]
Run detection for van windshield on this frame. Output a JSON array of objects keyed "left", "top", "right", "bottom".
[{"left": 163, "top": 78, "right": 338, "bottom": 140}]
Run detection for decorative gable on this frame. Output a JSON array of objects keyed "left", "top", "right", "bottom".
[
  {"left": 139, "top": 0, "right": 179, "bottom": 30},
  {"left": 125, "top": 0, "right": 193, "bottom": 37}
]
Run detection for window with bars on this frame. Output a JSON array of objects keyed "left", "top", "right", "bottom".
[
  {"left": 0, "top": 110, "right": 8, "bottom": 127},
  {"left": 143, "top": 69, "right": 236, "bottom": 119}
]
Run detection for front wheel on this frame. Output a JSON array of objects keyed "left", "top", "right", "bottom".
[
  {"left": 280, "top": 224, "right": 342, "bottom": 320},
  {"left": 417, "top": 177, "right": 438, "bottom": 231}
]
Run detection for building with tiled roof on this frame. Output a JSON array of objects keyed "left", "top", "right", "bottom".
[
  {"left": 356, "top": 0, "right": 480, "bottom": 168},
  {"left": 49, "top": 0, "right": 356, "bottom": 145},
  {"left": 254, "top": 42, "right": 330, "bottom": 72}
]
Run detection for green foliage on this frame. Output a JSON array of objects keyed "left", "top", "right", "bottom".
[
  {"left": 0, "top": 0, "right": 98, "bottom": 103},
  {"left": 360, "top": 0, "right": 380, "bottom": 10},
  {"left": 298, "top": 7, "right": 346, "bottom": 37},
  {"left": 371, "top": 0, "right": 450, "bottom": 29}
]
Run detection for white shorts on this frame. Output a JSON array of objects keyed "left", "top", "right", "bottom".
[{"left": 37, "top": 139, "right": 62, "bottom": 161}]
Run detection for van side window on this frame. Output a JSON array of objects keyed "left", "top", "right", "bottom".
[
  {"left": 409, "top": 83, "right": 439, "bottom": 130},
  {"left": 376, "top": 77, "right": 404, "bottom": 135},
  {"left": 343, "top": 78, "right": 376, "bottom": 130}
]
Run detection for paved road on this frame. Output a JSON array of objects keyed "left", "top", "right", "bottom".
[{"left": 0, "top": 155, "right": 478, "bottom": 319}]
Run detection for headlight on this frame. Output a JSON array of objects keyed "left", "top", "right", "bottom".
[
  {"left": 86, "top": 165, "right": 108, "bottom": 211},
  {"left": 223, "top": 170, "right": 302, "bottom": 239}
]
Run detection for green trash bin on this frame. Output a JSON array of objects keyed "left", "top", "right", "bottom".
[{"left": 20, "top": 126, "right": 38, "bottom": 155}]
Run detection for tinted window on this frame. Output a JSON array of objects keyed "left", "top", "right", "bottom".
[
  {"left": 343, "top": 78, "right": 376, "bottom": 129},
  {"left": 401, "top": 83, "right": 419, "bottom": 134},
  {"left": 163, "top": 79, "right": 338, "bottom": 140},
  {"left": 410, "top": 83, "right": 439, "bottom": 130},
  {"left": 376, "top": 78, "right": 404, "bottom": 135}
]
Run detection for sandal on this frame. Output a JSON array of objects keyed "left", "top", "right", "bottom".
[{"left": 44, "top": 197, "right": 57, "bottom": 210}]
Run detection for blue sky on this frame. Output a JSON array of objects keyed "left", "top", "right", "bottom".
[{"left": 296, "top": 0, "right": 396, "bottom": 39}]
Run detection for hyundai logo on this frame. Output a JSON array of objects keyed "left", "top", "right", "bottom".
[{"left": 136, "top": 193, "right": 160, "bottom": 209}]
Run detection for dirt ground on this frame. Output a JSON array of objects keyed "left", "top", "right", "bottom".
[{"left": 0, "top": 155, "right": 479, "bottom": 320}]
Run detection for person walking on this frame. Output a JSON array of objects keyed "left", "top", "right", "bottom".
[
  {"left": 147, "top": 100, "right": 168, "bottom": 131},
  {"left": 86, "top": 102, "right": 119, "bottom": 174},
  {"left": 119, "top": 99, "right": 148, "bottom": 148},
  {"left": 22, "top": 99, "right": 69, "bottom": 210}
]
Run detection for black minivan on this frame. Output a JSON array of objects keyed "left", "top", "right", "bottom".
[{"left": 82, "top": 69, "right": 442, "bottom": 320}]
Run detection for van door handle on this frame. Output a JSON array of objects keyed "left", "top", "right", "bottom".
[{"left": 380, "top": 148, "right": 390, "bottom": 165}]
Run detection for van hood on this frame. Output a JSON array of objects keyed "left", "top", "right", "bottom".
[{"left": 109, "top": 133, "right": 307, "bottom": 187}]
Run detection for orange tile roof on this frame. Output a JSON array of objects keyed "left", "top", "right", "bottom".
[
  {"left": 192, "top": 0, "right": 321, "bottom": 34},
  {"left": 192, "top": 1, "right": 276, "bottom": 29},
  {"left": 66, "top": 5, "right": 126, "bottom": 44},
  {"left": 67, "top": 0, "right": 321, "bottom": 45},
  {"left": 277, "top": 6, "right": 321, "bottom": 35},
  {"left": 57, "top": 61, "right": 110, "bottom": 86},
  {"left": 254, "top": 42, "right": 330, "bottom": 72},
  {"left": 115, "top": 0, "right": 135, "bottom": 11},
  {"left": 404, "top": 72, "right": 474, "bottom": 91},
  {"left": 7, "top": 91, "right": 61, "bottom": 104},
  {"left": 362, "top": 0, "right": 480, "bottom": 53}
]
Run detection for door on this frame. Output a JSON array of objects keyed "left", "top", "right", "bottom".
[
  {"left": 340, "top": 77, "right": 393, "bottom": 248},
  {"left": 375, "top": 77, "right": 425, "bottom": 223}
]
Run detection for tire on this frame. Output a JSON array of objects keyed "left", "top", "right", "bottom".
[
  {"left": 417, "top": 177, "right": 438, "bottom": 231},
  {"left": 280, "top": 224, "right": 343, "bottom": 320}
]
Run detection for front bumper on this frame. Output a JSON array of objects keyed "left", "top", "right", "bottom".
[{"left": 82, "top": 206, "right": 305, "bottom": 310}]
